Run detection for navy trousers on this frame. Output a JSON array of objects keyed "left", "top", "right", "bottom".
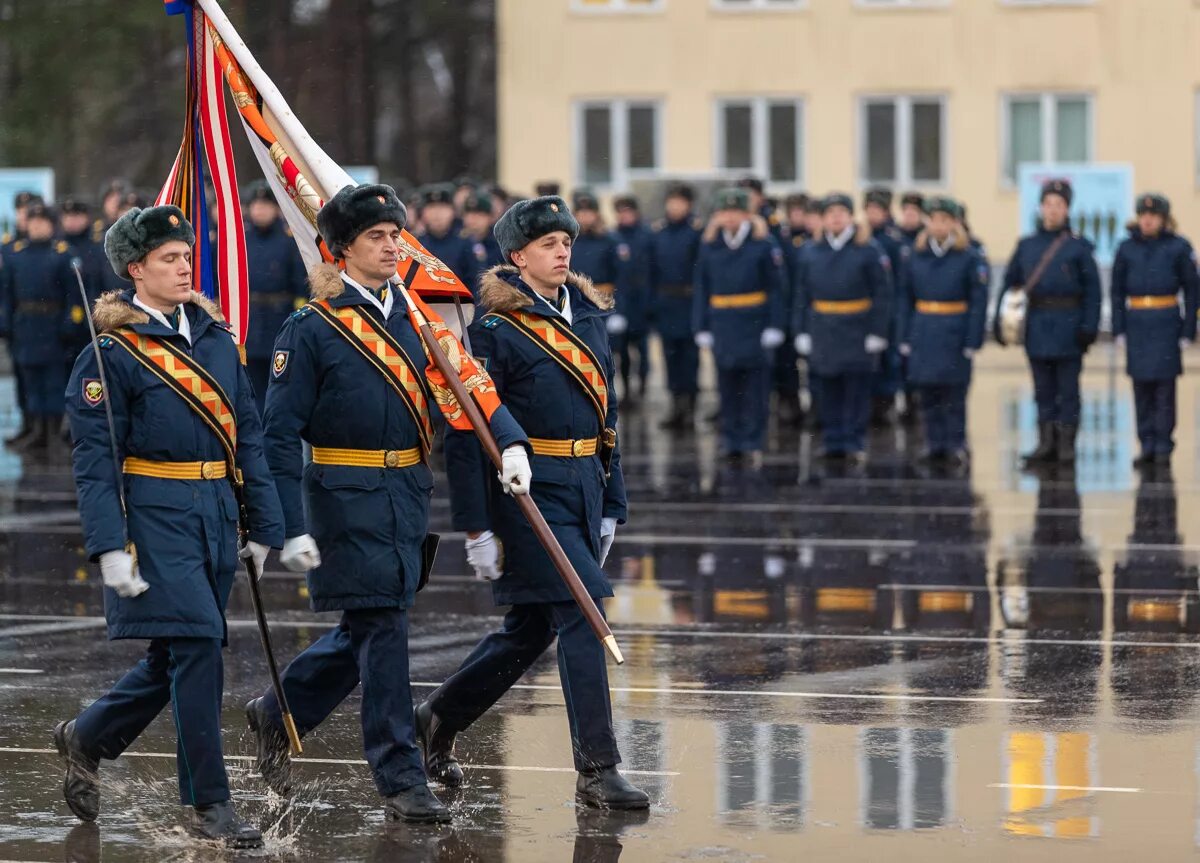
[
  {"left": 661, "top": 336, "right": 699, "bottom": 396},
  {"left": 771, "top": 341, "right": 800, "bottom": 398},
  {"left": 72, "top": 637, "right": 229, "bottom": 806},
  {"left": 1028, "top": 356, "right": 1083, "bottom": 426},
  {"left": 871, "top": 344, "right": 904, "bottom": 400},
  {"left": 611, "top": 331, "right": 650, "bottom": 395},
  {"left": 427, "top": 601, "right": 621, "bottom": 772},
  {"left": 815, "top": 372, "right": 873, "bottom": 454},
  {"left": 716, "top": 366, "right": 769, "bottom": 454},
  {"left": 1133, "top": 378, "right": 1177, "bottom": 455},
  {"left": 19, "top": 361, "right": 66, "bottom": 420},
  {"left": 918, "top": 384, "right": 969, "bottom": 453},
  {"left": 260, "top": 607, "right": 424, "bottom": 797}
]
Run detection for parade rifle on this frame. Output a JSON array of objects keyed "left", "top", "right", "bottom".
[{"left": 181, "top": 0, "right": 626, "bottom": 665}]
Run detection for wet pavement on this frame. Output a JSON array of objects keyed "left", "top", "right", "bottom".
[{"left": 3, "top": 349, "right": 1200, "bottom": 861}]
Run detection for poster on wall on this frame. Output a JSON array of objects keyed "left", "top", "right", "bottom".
[
  {"left": 0, "top": 168, "right": 55, "bottom": 238},
  {"left": 1017, "top": 163, "right": 1134, "bottom": 267}
]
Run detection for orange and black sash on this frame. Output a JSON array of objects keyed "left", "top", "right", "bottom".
[
  {"left": 109, "top": 329, "right": 238, "bottom": 465},
  {"left": 309, "top": 300, "right": 434, "bottom": 455},
  {"left": 486, "top": 310, "right": 609, "bottom": 427}
]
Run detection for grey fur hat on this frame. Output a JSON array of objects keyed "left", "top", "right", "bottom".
[
  {"left": 104, "top": 205, "right": 196, "bottom": 280},
  {"left": 493, "top": 195, "right": 579, "bottom": 261}
]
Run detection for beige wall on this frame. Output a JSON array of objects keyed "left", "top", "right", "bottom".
[{"left": 497, "top": 0, "right": 1200, "bottom": 256}]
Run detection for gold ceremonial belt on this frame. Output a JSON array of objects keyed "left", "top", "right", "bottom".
[
  {"left": 528, "top": 437, "right": 599, "bottom": 458},
  {"left": 1128, "top": 295, "right": 1180, "bottom": 311},
  {"left": 710, "top": 291, "right": 767, "bottom": 310},
  {"left": 813, "top": 298, "right": 872, "bottom": 315},
  {"left": 123, "top": 457, "right": 227, "bottom": 480},
  {"left": 916, "top": 300, "right": 968, "bottom": 315},
  {"left": 311, "top": 447, "right": 421, "bottom": 469}
]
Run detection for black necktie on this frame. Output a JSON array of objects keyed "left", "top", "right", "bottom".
[{"left": 167, "top": 307, "right": 181, "bottom": 331}]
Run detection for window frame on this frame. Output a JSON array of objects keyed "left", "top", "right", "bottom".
[
  {"left": 713, "top": 95, "right": 807, "bottom": 189},
  {"left": 856, "top": 93, "right": 949, "bottom": 188},
  {"left": 853, "top": 0, "right": 951, "bottom": 8},
  {"left": 711, "top": 0, "right": 808, "bottom": 12},
  {"left": 999, "top": 91, "right": 1094, "bottom": 187},
  {"left": 572, "top": 98, "right": 665, "bottom": 191},
  {"left": 570, "top": 0, "right": 666, "bottom": 14}
]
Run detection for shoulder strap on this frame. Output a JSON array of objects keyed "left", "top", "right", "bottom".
[
  {"left": 309, "top": 301, "right": 434, "bottom": 455},
  {"left": 487, "top": 310, "right": 608, "bottom": 426},
  {"left": 1022, "top": 234, "right": 1070, "bottom": 295},
  {"left": 109, "top": 330, "right": 238, "bottom": 465}
]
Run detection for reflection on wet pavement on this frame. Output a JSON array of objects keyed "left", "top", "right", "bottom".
[{"left": 3, "top": 355, "right": 1200, "bottom": 860}]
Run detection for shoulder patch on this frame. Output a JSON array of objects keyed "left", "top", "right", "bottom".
[
  {"left": 12, "top": 240, "right": 26, "bottom": 253},
  {"left": 81, "top": 378, "right": 105, "bottom": 407},
  {"left": 474, "top": 355, "right": 489, "bottom": 371},
  {"left": 880, "top": 254, "right": 892, "bottom": 271},
  {"left": 771, "top": 247, "right": 784, "bottom": 266},
  {"left": 0, "top": 232, "right": 10, "bottom": 245},
  {"left": 272, "top": 349, "right": 290, "bottom": 379},
  {"left": 617, "top": 243, "right": 631, "bottom": 261},
  {"left": 55, "top": 240, "right": 69, "bottom": 254}
]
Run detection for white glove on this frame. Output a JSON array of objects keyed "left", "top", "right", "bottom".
[
  {"left": 99, "top": 549, "right": 149, "bottom": 598},
  {"left": 899, "top": 343, "right": 912, "bottom": 357},
  {"left": 238, "top": 540, "right": 270, "bottom": 580},
  {"left": 1115, "top": 335, "right": 1126, "bottom": 350},
  {"left": 794, "top": 334, "right": 812, "bottom": 356},
  {"left": 599, "top": 517, "right": 618, "bottom": 567},
  {"left": 466, "top": 530, "right": 501, "bottom": 581},
  {"left": 1181, "top": 338, "right": 1192, "bottom": 352},
  {"left": 694, "top": 331, "right": 714, "bottom": 350},
  {"left": 606, "top": 314, "right": 629, "bottom": 335},
  {"left": 760, "top": 328, "right": 785, "bottom": 350},
  {"left": 499, "top": 444, "right": 531, "bottom": 496},
  {"left": 962, "top": 347, "right": 975, "bottom": 360},
  {"left": 280, "top": 534, "right": 321, "bottom": 573},
  {"left": 865, "top": 335, "right": 888, "bottom": 354}
]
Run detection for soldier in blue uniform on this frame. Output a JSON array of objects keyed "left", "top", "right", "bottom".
[
  {"left": 243, "top": 184, "right": 530, "bottom": 823},
  {"left": 694, "top": 187, "right": 787, "bottom": 465},
  {"left": 243, "top": 181, "right": 308, "bottom": 414},
  {"left": 60, "top": 198, "right": 109, "bottom": 405},
  {"left": 460, "top": 189, "right": 505, "bottom": 292},
  {"left": 0, "top": 202, "right": 75, "bottom": 454},
  {"left": 863, "top": 187, "right": 907, "bottom": 428},
  {"left": 56, "top": 205, "right": 284, "bottom": 847},
  {"left": 1, "top": 191, "right": 43, "bottom": 445},
  {"left": 416, "top": 195, "right": 650, "bottom": 811},
  {"left": 611, "top": 194, "right": 653, "bottom": 404},
  {"left": 995, "top": 179, "right": 1101, "bottom": 467},
  {"left": 650, "top": 182, "right": 703, "bottom": 429},
  {"left": 569, "top": 189, "right": 620, "bottom": 297},
  {"left": 897, "top": 192, "right": 926, "bottom": 247},
  {"left": 1110, "top": 193, "right": 1199, "bottom": 467},
  {"left": 737, "top": 177, "right": 784, "bottom": 242},
  {"left": 792, "top": 193, "right": 892, "bottom": 464},
  {"left": 416, "top": 183, "right": 479, "bottom": 292},
  {"left": 896, "top": 197, "right": 989, "bottom": 466}
]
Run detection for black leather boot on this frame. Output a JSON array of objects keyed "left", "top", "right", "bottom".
[
  {"left": 384, "top": 783, "right": 452, "bottom": 823},
  {"left": 10, "top": 417, "right": 47, "bottom": 453},
  {"left": 189, "top": 800, "right": 263, "bottom": 848},
  {"left": 576, "top": 766, "right": 650, "bottom": 810},
  {"left": 4, "top": 418, "right": 33, "bottom": 447},
  {"left": 659, "top": 396, "right": 686, "bottom": 430},
  {"left": 414, "top": 701, "right": 463, "bottom": 787},
  {"left": 54, "top": 719, "right": 100, "bottom": 823},
  {"left": 245, "top": 697, "right": 292, "bottom": 796},
  {"left": 1056, "top": 423, "right": 1078, "bottom": 464},
  {"left": 1021, "top": 422, "right": 1057, "bottom": 465}
]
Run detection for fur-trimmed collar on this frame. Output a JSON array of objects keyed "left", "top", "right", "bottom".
[
  {"left": 1124, "top": 216, "right": 1179, "bottom": 238},
  {"left": 915, "top": 228, "right": 969, "bottom": 253},
  {"left": 478, "top": 265, "right": 614, "bottom": 314},
  {"left": 702, "top": 214, "right": 770, "bottom": 244},
  {"left": 309, "top": 262, "right": 348, "bottom": 301},
  {"left": 92, "top": 289, "right": 224, "bottom": 333}
]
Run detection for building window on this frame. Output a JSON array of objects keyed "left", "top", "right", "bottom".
[
  {"left": 855, "top": 0, "right": 950, "bottom": 7},
  {"left": 712, "top": 0, "right": 807, "bottom": 11},
  {"left": 572, "top": 0, "right": 664, "bottom": 12},
  {"left": 858, "top": 95, "right": 946, "bottom": 187},
  {"left": 715, "top": 97, "right": 805, "bottom": 185},
  {"left": 1002, "top": 93, "right": 1092, "bottom": 184},
  {"left": 574, "top": 99, "right": 662, "bottom": 189},
  {"left": 1000, "top": 1, "right": 1093, "bottom": 6}
]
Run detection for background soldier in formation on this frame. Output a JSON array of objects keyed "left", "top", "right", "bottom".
[
  {"left": 569, "top": 189, "right": 619, "bottom": 298},
  {"left": 1110, "top": 193, "right": 1199, "bottom": 467},
  {"left": 611, "top": 194, "right": 653, "bottom": 403},
  {"left": 58, "top": 205, "right": 284, "bottom": 847},
  {"left": 863, "top": 187, "right": 907, "bottom": 427},
  {"left": 651, "top": 182, "right": 703, "bottom": 430},
  {"left": 461, "top": 188, "right": 505, "bottom": 292},
  {"left": 58, "top": 198, "right": 107, "bottom": 430},
  {"left": 416, "top": 183, "right": 480, "bottom": 297},
  {"left": 996, "top": 179, "right": 1101, "bottom": 468}
]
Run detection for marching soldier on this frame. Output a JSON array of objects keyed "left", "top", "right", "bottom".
[
  {"left": 56, "top": 205, "right": 285, "bottom": 846},
  {"left": 0, "top": 202, "right": 75, "bottom": 453},
  {"left": 611, "top": 194, "right": 653, "bottom": 403},
  {"left": 897, "top": 192, "right": 927, "bottom": 247},
  {"left": 416, "top": 195, "right": 650, "bottom": 811},
  {"left": 995, "top": 179, "right": 1100, "bottom": 467},
  {"left": 896, "top": 197, "right": 989, "bottom": 466},
  {"left": 243, "top": 184, "right": 530, "bottom": 823},
  {"left": 693, "top": 187, "right": 787, "bottom": 465},
  {"left": 1110, "top": 193, "right": 1199, "bottom": 467},
  {"left": 650, "top": 182, "right": 703, "bottom": 429},
  {"left": 416, "top": 183, "right": 479, "bottom": 289},
  {"left": 461, "top": 189, "right": 505, "bottom": 290},
  {"left": 569, "top": 189, "right": 619, "bottom": 297},
  {"left": 863, "top": 187, "right": 906, "bottom": 427},
  {"left": 792, "top": 193, "right": 892, "bottom": 464},
  {"left": 243, "top": 181, "right": 308, "bottom": 413}
]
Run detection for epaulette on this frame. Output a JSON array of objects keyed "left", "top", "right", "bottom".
[
  {"left": 768, "top": 212, "right": 781, "bottom": 226},
  {"left": 0, "top": 232, "right": 10, "bottom": 245},
  {"left": 12, "top": 240, "right": 26, "bottom": 253},
  {"left": 481, "top": 314, "right": 503, "bottom": 330},
  {"left": 92, "top": 219, "right": 104, "bottom": 243},
  {"left": 55, "top": 240, "right": 69, "bottom": 254},
  {"left": 97, "top": 335, "right": 115, "bottom": 350},
  {"left": 291, "top": 304, "right": 315, "bottom": 321},
  {"left": 214, "top": 319, "right": 233, "bottom": 333}
]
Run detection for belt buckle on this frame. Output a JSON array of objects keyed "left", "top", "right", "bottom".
[
  {"left": 200, "top": 462, "right": 218, "bottom": 480},
  {"left": 571, "top": 439, "right": 587, "bottom": 457},
  {"left": 384, "top": 449, "right": 402, "bottom": 468}
]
